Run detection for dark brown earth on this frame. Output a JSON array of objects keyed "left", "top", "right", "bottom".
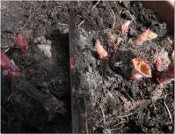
[{"left": 1, "top": 1, "right": 174, "bottom": 133}]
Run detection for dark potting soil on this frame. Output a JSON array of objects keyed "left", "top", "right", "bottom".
[{"left": 1, "top": 1, "right": 174, "bottom": 133}]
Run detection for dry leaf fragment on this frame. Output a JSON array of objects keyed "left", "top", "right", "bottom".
[{"left": 135, "top": 29, "right": 158, "bottom": 45}]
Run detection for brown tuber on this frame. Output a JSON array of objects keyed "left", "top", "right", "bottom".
[
  {"left": 95, "top": 39, "right": 108, "bottom": 59},
  {"left": 131, "top": 58, "right": 152, "bottom": 80},
  {"left": 135, "top": 29, "right": 158, "bottom": 45}
]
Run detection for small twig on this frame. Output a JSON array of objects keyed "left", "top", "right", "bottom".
[
  {"left": 122, "top": 10, "right": 136, "bottom": 23},
  {"left": 91, "top": 0, "right": 100, "bottom": 12},
  {"left": 163, "top": 94, "right": 173, "bottom": 124},
  {"left": 110, "top": 9, "right": 116, "bottom": 29},
  {"left": 78, "top": 20, "right": 85, "bottom": 29},
  {"left": 114, "top": 120, "right": 125, "bottom": 127}
]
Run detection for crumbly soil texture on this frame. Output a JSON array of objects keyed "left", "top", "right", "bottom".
[{"left": 1, "top": 1, "right": 174, "bottom": 133}]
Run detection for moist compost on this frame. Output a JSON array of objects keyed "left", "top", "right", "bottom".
[{"left": 1, "top": 1, "right": 174, "bottom": 133}]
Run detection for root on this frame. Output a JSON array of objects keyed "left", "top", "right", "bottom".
[
  {"left": 20, "top": 7, "right": 33, "bottom": 30},
  {"left": 85, "top": 110, "right": 89, "bottom": 134},
  {"left": 99, "top": 104, "right": 106, "bottom": 126},
  {"left": 91, "top": 0, "right": 100, "bottom": 12},
  {"left": 122, "top": 10, "right": 136, "bottom": 23},
  {"left": 117, "top": 112, "right": 134, "bottom": 118},
  {"left": 163, "top": 94, "right": 173, "bottom": 124},
  {"left": 7, "top": 91, "right": 14, "bottom": 102},
  {"left": 110, "top": 9, "right": 116, "bottom": 29},
  {"left": 78, "top": 20, "right": 85, "bottom": 29},
  {"left": 114, "top": 119, "right": 125, "bottom": 127}
]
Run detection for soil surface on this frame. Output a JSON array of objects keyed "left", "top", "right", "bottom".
[{"left": 1, "top": 1, "right": 174, "bottom": 133}]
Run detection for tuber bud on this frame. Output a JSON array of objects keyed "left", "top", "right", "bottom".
[
  {"left": 95, "top": 40, "right": 108, "bottom": 59},
  {"left": 120, "top": 20, "right": 132, "bottom": 34},
  {"left": 135, "top": 29, "right": 157, "bottom": 45},
  {"left": 1, "top": 50, "right": 11, "bottom": 69},
  {"left": 131, "top": 58, "right": 151, "bottom": 80},
  {"left": 15, "top": 32, "right": 29, "bottom": 52},
  {"left": 157, "top": 63, "right": 174, "bottom": 85}
]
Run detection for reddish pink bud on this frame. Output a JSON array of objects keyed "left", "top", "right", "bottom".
[
  {"left": 171, "top": 50, "right": 174, "bottom": 61},
  {"left": 7, "top": 70, "right": 20, "bottom": 80},
  {"left": 166, "top": 64, "right": 174, "bottom": 78},
  {"left": 156, "top": 63, "right": 174, "bottom": 85},
  {"left": 96, "top": 40, "right": 108, "bottom": 59},
  {"left": 112, "top": 37, "right": 123, "bottom": 50},
  {"left": 135, "top": 29, "right": 157, "bottom": 45},
  {"left": 154, "top": 49, "right": 170, "bottom": 72},
  {"left": 131, "top": 58, "right": 152, "bottom": 81},
  {"left": 15, "top": 32, "right": 29, "bottom": 52},
  {"left": 120, "top": 20, "right": 132, "bottom": 34},
  {"left": 104, "top": 30, "right": 117, "bottom": 43},
  {"left": 70, "top": 58, "right": 76, "bottom": 70},
  {"left": 1, "top": 50, "right": 11, "bottom": 69},
  {"left": 7, "top": 64, "right": 20, "bottom": 80},
  {"left": 155, "top": 58, "right": 162, "bottom": 71}
]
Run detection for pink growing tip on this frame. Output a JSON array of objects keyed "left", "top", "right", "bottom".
[
  {"left": 7, "top": 64, "right": 21, "bottom": 80},
  {"left": 1, "top": 50, "right": 11, "bottom": 69},
  {"left": 120, "top": 20, "right": 132, "bottom": 34},
  {"left": 7, "top": 70, "right": 20, "bottom": 80},
  {"left": 95, "top": 40, "right": 108, "bottom": 59},
  {"left": 15, "top": 32, "right": 29, "bottom": 52},
  {"left": 135, "top": 29, "right": 157, "bottom": 45}
]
